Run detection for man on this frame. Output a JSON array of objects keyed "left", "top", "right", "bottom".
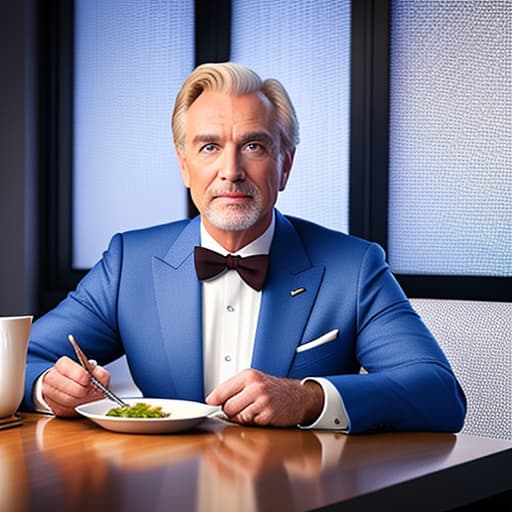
[{"left": 23, "top": 62, "right": 466, "bottom": 433}]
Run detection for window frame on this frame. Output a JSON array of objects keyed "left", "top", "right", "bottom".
[{"left": 38, "top": 0, "right": 511, "bottom": 313}]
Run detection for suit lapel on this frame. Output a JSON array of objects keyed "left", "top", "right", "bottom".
[
  {"left": 152, "top": 217, "right": 205, "bottom": 401},
  {"left": 251, "top": 212, "right": 325, "bottom": 377}
]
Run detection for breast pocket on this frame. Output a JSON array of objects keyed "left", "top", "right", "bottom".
[{"left": 288, "top": 329, "right": 343, "bottom": 378}]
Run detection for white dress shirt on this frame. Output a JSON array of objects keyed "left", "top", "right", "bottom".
[{"left": 200, "top": 220, "right": 270, "bottom": 396}]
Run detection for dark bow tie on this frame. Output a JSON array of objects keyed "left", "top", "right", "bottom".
[{"left": 194, "top": 246, "right": 269, "bottom": 291}]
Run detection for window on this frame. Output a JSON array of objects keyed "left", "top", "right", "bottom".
[
  {"left": 71, "top": 0, "right": 351, "bottom": 268},
  {"left": 388, "top": 0, "right": 512, "bottom": 277},
  {"left": 231, "top": 0, "right": 351, "bottom": 233},
  {"left": 72, "top": 0, "right": 194, "bottom": 269},
  {"left": 40, "top": 0, "right": 511, "bottom": 310}
]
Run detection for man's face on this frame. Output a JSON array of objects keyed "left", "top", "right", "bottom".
[{"left": 177, "top": 91, "right": 294, "bottom": 245}]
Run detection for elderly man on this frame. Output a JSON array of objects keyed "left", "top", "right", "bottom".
[{"left": 23, "top": 62, "right": 466, "bottom": 433}]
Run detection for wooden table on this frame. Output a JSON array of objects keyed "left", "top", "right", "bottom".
[{"left": 1, "top": 413, "right": 511, "bottom": 512}]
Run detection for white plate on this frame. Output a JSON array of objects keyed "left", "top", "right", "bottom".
[{"left": 75, "top": 398, "right": 219, "bottom": 434}]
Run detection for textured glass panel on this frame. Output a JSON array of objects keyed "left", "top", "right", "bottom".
[
  {"left": 73, "top": 0, "right": 193, "bottom": 269},
  {"left": 411, "top": 298, "right": 512, "bottom": 440},
  {"left": 231, "top": 0, "right": 351, "bottom": 232},
  {"left": 389, "top": 0, "right": 512, "bottom": 276}
]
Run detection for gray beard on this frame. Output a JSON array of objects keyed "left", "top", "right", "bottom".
[{"left": 204, "top": 203, "right": 262, "bottom": 231}]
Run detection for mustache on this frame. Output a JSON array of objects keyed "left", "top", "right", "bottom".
[{"left": 207, "top": 183, "right": 259, "bottom": 197}]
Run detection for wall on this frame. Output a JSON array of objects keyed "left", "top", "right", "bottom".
[{"left": 0, "top": 1, "right": 38, "bottom": 316}]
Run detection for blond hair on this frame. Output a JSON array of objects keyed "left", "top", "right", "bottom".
[{"left": 172, "top": 62, "right": 299, "bottom": 153}]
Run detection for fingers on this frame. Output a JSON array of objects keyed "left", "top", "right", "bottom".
[
  {"left": 90, "top": 362, "right": 111, "bottom": 388},
  {"left": 206, "top": 369, "right": 261, "bottom": 423},
  {"left": 206, "top": 370, "right": 253, "bottom": 409},
  {"left": 42, "top": 356, "right": 111, "bottom": 417},
  {"left": 206, "top": 369, "right": 313, "bottom": 427}
]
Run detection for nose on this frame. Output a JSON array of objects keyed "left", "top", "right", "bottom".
[{"left": 218, "top": 147, "right": 245, "bottom": 181}]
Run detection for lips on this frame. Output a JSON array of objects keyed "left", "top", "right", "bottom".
[
  {"left": 210, "top": 187, "right": 254, "bottom": 201},
  {"left": 215, "top": 192, "right": 252, "bottom": 199}
]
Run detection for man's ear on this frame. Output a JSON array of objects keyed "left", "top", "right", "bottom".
[
  {"left": 177, "top": 148, "right": 190, "bottom": 188},
  {"left": 279, "top": 149, "right": 295, "bottom": 191}
]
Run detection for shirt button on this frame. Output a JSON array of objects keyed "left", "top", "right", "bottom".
[
  {"left": 224, "top": 355, "right": 232, "bottom": 362},
  {"left": 227, "top": 305, "right": 235, "bottom": 312}
]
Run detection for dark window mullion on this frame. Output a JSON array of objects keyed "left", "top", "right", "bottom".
[
  {"left": 39, "top": 0, "right": 81, "bottom": 313},
  {"left": 349, "top": 0, "right": 391, "bottom": 248},
  {"left": 187, "top": 0, "right": 232, "bottom": 218},
  {"left": 194, "top": 0, "right": 231, "bottom": 65},
  {"left": 369, "top": 0, "right": 391, "bottom": 250},
  {"left": 397, "top": 275, "right": 511, "bottom": 302}
]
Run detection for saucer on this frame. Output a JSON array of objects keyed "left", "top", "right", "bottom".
[{"left": 0, "top": 413, "right": 23, "bottom": 430}]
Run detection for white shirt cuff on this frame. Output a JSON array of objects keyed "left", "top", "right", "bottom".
[
  {"left": 33, "top": 371, "right": 54, "bottom": 415},
  {"left": 298, "top": 377, "right": 350, "bottom": 431}
]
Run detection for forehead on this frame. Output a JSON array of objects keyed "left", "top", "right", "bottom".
[{"left": 185, "top": 91, "right": 275, "bottom": 135}]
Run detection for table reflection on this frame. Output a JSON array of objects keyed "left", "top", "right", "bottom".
[
  {"left": 198, "top": 426, "right": 339, "bottom": 512},
  {"left": 32, "top": 415, "right": 121, "bottom": 511},
  {"left": 0, "top": 414, "right": 461, "bottom": 512},
  {"left": 0, "top": 426, "right": 30, "bottom": 512},
  {"left": 28, "top": 416, "right": 346, "bottom": 512}
]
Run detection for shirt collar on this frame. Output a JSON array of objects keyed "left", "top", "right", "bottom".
[{"left": 200, "top": 210, "right": 275, "bottom": 257}]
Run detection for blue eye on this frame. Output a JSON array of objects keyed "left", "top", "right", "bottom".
[
  {"left": 201, "top": 143, "right": 216, "bottom": 153},
  {"left": 245, "top": 142, "right": 266, "bottom": 154}
]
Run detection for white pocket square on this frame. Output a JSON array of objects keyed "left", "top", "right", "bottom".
[{"left": 296, "top": 329, "right": 339, "bottom": 353}]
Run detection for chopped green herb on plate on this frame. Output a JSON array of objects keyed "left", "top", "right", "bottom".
[{"left": 106, "top": 402, "right": 170, "bottom": 418}]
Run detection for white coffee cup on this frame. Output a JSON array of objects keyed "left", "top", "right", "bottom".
[{"left": 0, "top": 315, "right": 33, "bottom": 418}]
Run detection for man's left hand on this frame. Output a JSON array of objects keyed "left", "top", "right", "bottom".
[{"left": 205, "top": 369, "right": 324, "bottom": 427}]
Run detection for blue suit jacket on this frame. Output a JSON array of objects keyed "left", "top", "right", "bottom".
[{"left": 23, "top": 211, "right": 466, "bottom": 433}]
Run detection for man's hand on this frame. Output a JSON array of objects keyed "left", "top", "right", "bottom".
[
  {"left": 205, "top": 369, "right": 324, "bottom": 427},
  {"left": 42, "top": 356, "right": 111, "bottom": 417}
]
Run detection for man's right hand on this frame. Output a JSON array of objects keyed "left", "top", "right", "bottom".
[{"left": 42, "top": 356, "right": 111, "bottom": 417}]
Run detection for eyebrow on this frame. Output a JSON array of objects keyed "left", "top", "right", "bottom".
[
  {"left": 238, "top": 131, "right": 275, "bottom": 148},
  {"left": 191, "top": 131, "right": 275, "bottom": 147},
  {"left": 191, "top": 134, "right": 221, "bottom": 146}
]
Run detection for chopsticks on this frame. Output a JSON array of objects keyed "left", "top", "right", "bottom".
[{"left": 67, "top": 334, "right": 128, "bottom": 407}]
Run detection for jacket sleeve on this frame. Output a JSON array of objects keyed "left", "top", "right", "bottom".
[
  {"left": 22, "top": 234, "right": 125, "bottom": 411},
  {"left": 327, "top": 243, "right": 467, "bottom": 434}
]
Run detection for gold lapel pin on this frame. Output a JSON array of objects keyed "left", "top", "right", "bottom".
[{"left": 290, "top": 287, "right": 306, "bottom": 297}]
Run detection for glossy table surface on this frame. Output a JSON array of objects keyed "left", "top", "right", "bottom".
[{"left": 1, "top": 412, "right": 511, "bottom": 512}]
